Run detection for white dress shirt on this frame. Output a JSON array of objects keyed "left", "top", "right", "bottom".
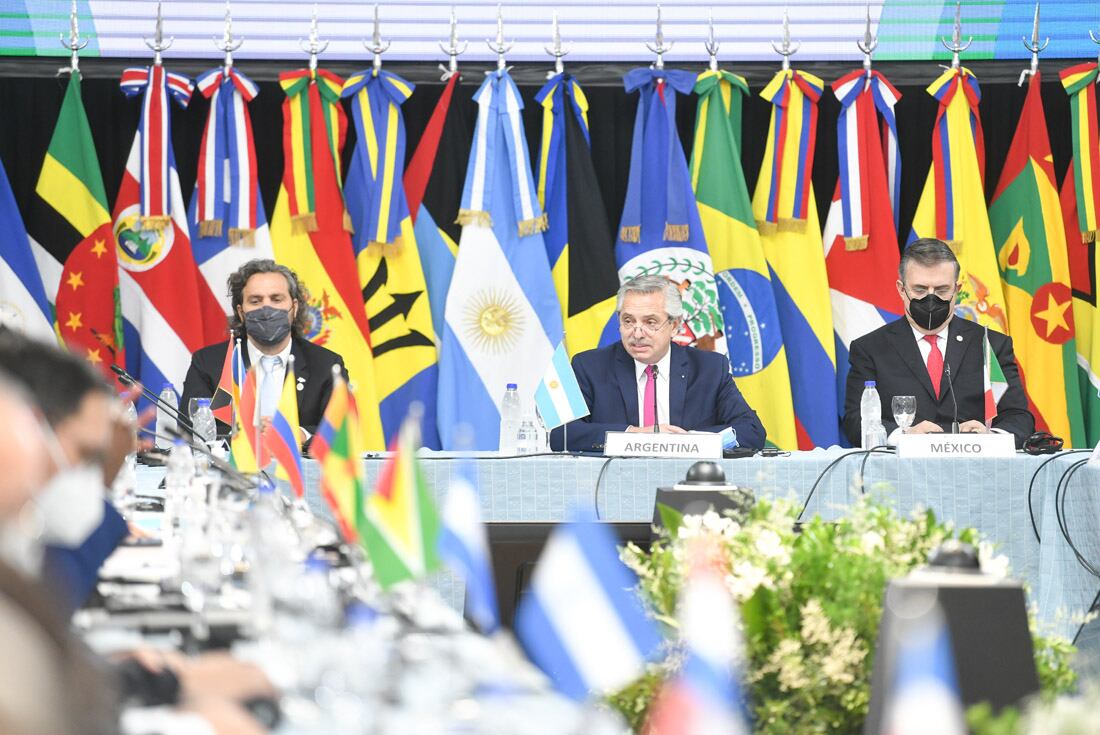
[
  {"left": 887, "top": 325, "right": 948, "bottom": 445},
  {"left": 247, "top": 338, "right": 292, "bottom": 415},
  {"left": 634, "top": 349, "right": 671, "bottom": 428}
]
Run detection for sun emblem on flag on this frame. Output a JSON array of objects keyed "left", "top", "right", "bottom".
[
  {"left": 549, "top": 379, "right": 560, "bottom": 390},
  {"left": 463, "top": 289, "right": 525, "bottom": 354},
  {"left": 114, "top": 209, "right": 174, "bottom": 272}
]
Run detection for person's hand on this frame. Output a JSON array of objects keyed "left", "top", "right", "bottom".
[
  {"left": 959, "top": 420, "right": 987, "bottom": 434},
  {"left": 658, "top": 424, "right": 686, "bottom": 433},
  {"left": 176, "top": 652, "right": 277, "bottom": 703},
  {"left": 626, "top": 424, "right": 686, "bottom": 433},
  {"left": 906, "top": 420, "right": 944, "bottom": 435},
  {"left": 183, "top": 697, "right": 267, "bottom": 735},
  {"left": 103, "top": 392, "right": 142, "bottom": 486}
]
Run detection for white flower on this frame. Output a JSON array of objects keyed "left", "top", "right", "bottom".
[
  {"left": 860, "top": 531, "right": 884, "bottom": 554},
  {"left": 978, "top": 541, "right": 1010, "bottom": 578},
  {"left": 726, "top": 560, "right": 771, "bottom": 601},
  {"left": 677, "top": 510, "right": 740, "bottom": 543}
]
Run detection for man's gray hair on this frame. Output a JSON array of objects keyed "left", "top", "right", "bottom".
[
  {"left": 615, "top": 275, "right": 684, "bottom": 319},
  {"left": 899, "top": 238, "right": 961, "bottom": 283}
]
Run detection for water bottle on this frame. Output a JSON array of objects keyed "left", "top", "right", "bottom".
[
  {"left": 111, "top": 400, "right": 139, "bottom": 511},
  {"left": 157, "top": 383, "right": 178, "bottom": 449},
  {"left": 192, "top": 397, "right": 217, "bottom": 446},
  {"left": 860, "top": 380, "right": 887, "bottom": 449},
  {"left": 247, "top": 480, "right": 300, "bottom": 636},
  {"left": 498, "top": 383, "right": 520, "bottom": 455},
  {"left": 516, "top": 411, "right": 539, "bottom": 454},
  {"left": 164, "top": 438, "right": 195, "bottom": 543}
]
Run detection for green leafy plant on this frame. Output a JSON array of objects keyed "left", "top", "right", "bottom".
[{"left": 614, "top": 496, "right": 1076, "bottom": 734}]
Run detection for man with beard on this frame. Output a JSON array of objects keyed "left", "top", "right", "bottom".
[
  {"left": 181, "top": 259, "right": 347, "bottom": 446},
  {"left": 842, "top": 238, "right": 1033, "bottom": 447},
  {"left": 550, "top": 275, "right": 765, "bottom": 452}
]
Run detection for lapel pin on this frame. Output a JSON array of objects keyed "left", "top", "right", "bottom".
[
  {"left": 296, "top": 383, "right": 304, "bottom": 392},
  {"left": 956, "top": 335, "right": 963, "bottom": 342}
]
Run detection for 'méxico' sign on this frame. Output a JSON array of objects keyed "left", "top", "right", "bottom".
[
  {"left": 896, "top": 433, "right": 1016, "bottom": 458},
  {"left": 603, "top": 431, "right": 723, "bottom": 459}
]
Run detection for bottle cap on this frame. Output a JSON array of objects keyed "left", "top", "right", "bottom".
[
  {"left": 506, "top": 383, "right": 517, "bottom": 390},
  {"left": 196, "top": 398, "right": 211, "bottom": 408},
  {"left": 304, "top": 553, "right": 330, "bottom": 573},
  {"left": 162, "top": 382, "right": 175, "bottom": 392},
  {"left": 864, "top": 380, "right": 876, "bottom": 388}
]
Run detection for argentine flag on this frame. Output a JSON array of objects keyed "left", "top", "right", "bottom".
[
  {"left": 515, "top": 513, "right": 661, "bottom": 701},
  {"left": 437, "top": 71, "right": 563, "bottom": 450},
  {"left": 438, "top": 457, "right": 499, "bottom": 634},
  {"left": 534, "top": 341, "right": 589, "bottom": 429}
]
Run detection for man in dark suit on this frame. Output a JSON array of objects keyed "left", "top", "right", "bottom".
[
  {"left": 550, "top": 275, "right": 766, "bottom": 452},
  {"left": 843, "top": 238, "right": 1033, "bottom": 447},
  {"left": 180, "top": 259, "right": 346, "bottom": 444}
]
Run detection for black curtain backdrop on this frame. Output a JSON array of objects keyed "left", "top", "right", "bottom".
[{"left": 0, "top": 58, "right": 1084, "bottom": 267}]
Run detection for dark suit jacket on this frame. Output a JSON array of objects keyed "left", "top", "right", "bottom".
[
  {"left": 843, "top": 317, "right": 1034, "bottom": 447},
  {"left": 549, "top": 342, "right": 767, "bottom": 451},
  {"left": 180, "top": 335, "right": 347, "bottom": 438}
]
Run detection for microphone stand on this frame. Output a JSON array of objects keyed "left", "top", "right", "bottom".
[
  {"left": 161, "top": 425, "right": 263, "bottom": 494},
  {"left": 944, "top": 362, "right": 961, "bottom": 434},
  {"left": 111, "top": 364, "right": 196, "bottom": 433}
]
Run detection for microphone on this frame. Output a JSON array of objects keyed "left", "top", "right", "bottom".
[
  {"left": 944, "top": 362, "right": 960, "bottom": 434},
  {"left": 162, "top": 424, "right": 260, "bottom": 493},
  {"left": 111, "top": 364, "right": 195, "bottom": 433},
  {"left": 650, "top": 364, "right": 660, "bottom": 433}
]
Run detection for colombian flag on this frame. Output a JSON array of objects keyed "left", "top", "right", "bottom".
[
  {"left": 752, "top": 69, "right": 840, "bottom": 449},
  {"left": 989, "top": 72, "right": 1084, "bottom": 446},
  {"left": 691, "top": 70, "right": 797, "bottom": 450},
  {"left": 910, "top": 67, "right": 1007, "bottom": 334},
  {"left": 361, "top": 413, "right": 441, "bottom": 589},
  {"left": 268, "top": 358, "right": 305, "bottom": 497}
]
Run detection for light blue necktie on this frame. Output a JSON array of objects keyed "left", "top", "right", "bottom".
[{"left": 259, "top": 355, "right": 282, "bottom": 418}]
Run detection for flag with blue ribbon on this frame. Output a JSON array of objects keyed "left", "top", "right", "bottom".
[
  {"left": 342, "top": 68, "right": 440, "bottom": 449},
  {"left": 515, "top": 512, "right": 662, "bottom": 701},
  {"left": 438, "top": 456, "right": 499, "bottom": 634},
  {"left": 189, "top": 66, "right": 274, "bottom": 319},
  {"left": 534, "top": 341, "right": 589, "bottom": 430},
  {"left": 438, "top": 70, "right": 563, "bottom": 450},
  {"left": 616, "top": 68, "right": 724, "bottom": 351}
]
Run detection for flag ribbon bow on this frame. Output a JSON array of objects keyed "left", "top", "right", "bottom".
[
  {"left": 119, "top": 65, "right": 194, "bottom": 231},
  {"left": 757, "top": 69, "right": 824, "bottom": 234},
  {"left": 458, "top": 71, "right": 547, "bottom": 237},
  {"left": 341, "top": 68, "right": 415, "bottom": 255},
  {"left": 832, "top": 69, "right": 902, "bottom": 251},
  {"left": 927, "top": 67, "right": 984, "bottom": 249},
  {"left": 1061, "top": 62, "right": 1100, "bottom": 243},
  {"left": 194, "top": 67, "right": 260, "bottom": 244},
  {"left": 693, "top": 70, "right": 750, "bottom": 153},
  {"left": 535, "top": 72, "right": 591, "bottom": 210},
  {"left": 279, "top": 68, "right": 352, "bottom": 234},
  {"left": 619, "top": 67, "right": 697, "bottom": 243}
]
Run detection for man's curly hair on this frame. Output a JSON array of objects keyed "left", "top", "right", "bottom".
[{"left": 226, "top": 259, "right": 311, "bottom": 338}]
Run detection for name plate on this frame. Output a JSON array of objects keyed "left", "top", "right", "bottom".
[
  {"left": 896, "top": 433, "right": 1016, "bottom": 458},
  {"left": 603, "top": 431, "right": 722, "bottom": 459}
]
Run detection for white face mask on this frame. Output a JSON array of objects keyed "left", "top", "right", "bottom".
[
  {"left": 35, "top": 464, "right": 105, "bottom": 547},
  {"left": 33, "top": 423, "right": 105, "bottom": 548}
]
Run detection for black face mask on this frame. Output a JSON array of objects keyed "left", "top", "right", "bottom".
[
  {"left": 907, "top": 292, "right": 953, "bottom": 331},
  {"left": 243, "top": 305, "right": 292, "bottom": 346}
]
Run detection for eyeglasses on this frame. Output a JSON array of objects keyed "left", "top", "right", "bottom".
[
  {"left": 619, "top": 317, "right": 673, "bottom": 335},
  {"left": 906, "top": 284, "right": 956, "bottom": 300}
]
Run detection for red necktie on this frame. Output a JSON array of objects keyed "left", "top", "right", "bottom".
[
  {"left": 924, "top": 334, "right": 943, "bottom": 398},
  {"left": 643, "top": 364, "right": 656, "bottom": 427}
]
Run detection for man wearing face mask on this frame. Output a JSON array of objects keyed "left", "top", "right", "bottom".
[
  {"left": 842, "top": 238, "right": 1033, "bottom": 447},
  {"left": 181, "top": 259, "right": 347, "bottom": 446}
]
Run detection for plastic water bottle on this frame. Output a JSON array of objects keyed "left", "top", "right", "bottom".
[
  {"left": 498, "top": 383, "right": 521, "bottom": 454},
  {"left": 192, "top": 398, "right": 217, "bottom": 446},
  {"left": 111, "top": 400, "right": 139, "bottom": 511},
  {"left": 157, "top": 383, "right": 178, "bottom": 449},
  {"left": 247, "top": 480, "right": 300, "bottom": 636},
  {"left": 164, "top": 438, "right": 195, "bottom": 543},
  {"left": 860, "top": 380, "right": 887, "bottom": 449},
  {"left": 516, "top": 411, "right": 539, "bottom": 454}
]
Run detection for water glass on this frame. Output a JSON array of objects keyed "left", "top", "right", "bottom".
[{"left": 891, "top": 395, "right": 916, "bottom": 432}]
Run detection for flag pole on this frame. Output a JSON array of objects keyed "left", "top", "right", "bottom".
[
  {"left": 1018, "top": 2, "right": 1047, "bottom": 87},
  {"left": 213, "top": 0, "right": 243, "bottom": 75},
  {"left": 437, "top": 7, "right": 466, "bottom": 81},
  {"left": 58, "top": 0, "right": 87, "bottom": 78}
]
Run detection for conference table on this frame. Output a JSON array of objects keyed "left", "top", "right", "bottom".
[{"left": 298, "top": 448, "right": 1100, "bottom": 653}]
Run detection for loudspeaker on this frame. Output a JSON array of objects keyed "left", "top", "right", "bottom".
[
  {"left": 864, "top": 572, "right": 1040, "bottom": 734},
  {"left": 483, "top": 521, "right": 651, "bottom": 630}
]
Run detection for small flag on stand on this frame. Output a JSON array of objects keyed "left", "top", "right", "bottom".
[
  {"left": 438, "top": 456, "right": 499, "bottom": 634},
  {"left": 515, "top": 513, "right": 661, "bottom": 701},
  {"left": 312, "top": 371, "right": 366, "bottom": 544},
  {"left": 534, "top": 341, "right": 589, "bottom": 430},
  {"left": 269, "top": 357, "right": 305, "bottom": 497},
  {"left": 983, "top": 327, "right": 1008, "bottom": 428}
]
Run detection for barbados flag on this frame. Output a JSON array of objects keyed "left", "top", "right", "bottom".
[
  {"left": 311, "top": 373, "right": 366, "bottom": 545},
  {"left": 362, "top": 412, "right": 441, "bottom": 589},
  {"left": 616, "top": 68, "right": 724, "bottom": 351},
  {"left": 343, "top": 68, "right": 440, "bottom": 449},
  {"left": 536, "top": 73, "right": 620, "bottom": 358},
  {"left": 437, "top": 70, "right": 563, "bottom": 450},
  {"left": 752, "top": 69, "right": 840, "bottom": 449},
  {"left": 910, "top": 67, "right": 1007, "bottom": 333},
  {"left": 692, "top": 69, "right": 797, "bottom": 450},
  {"left": 269, "top": 356, "right": 305, "bottom": 497}
]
